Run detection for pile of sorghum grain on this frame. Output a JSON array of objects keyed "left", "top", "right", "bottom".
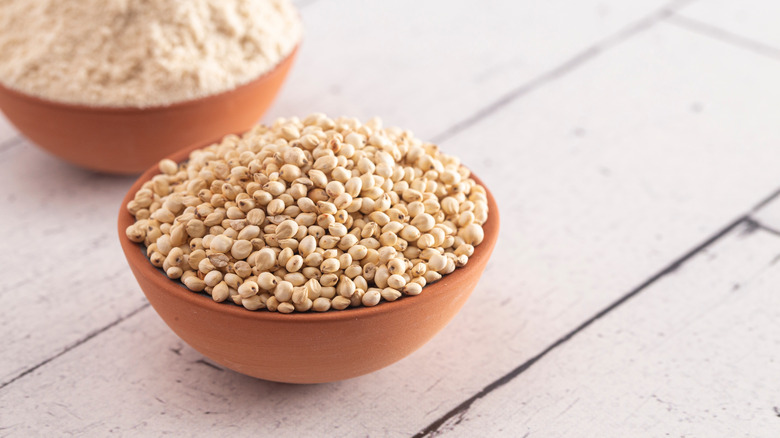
[{"left": 125, "top": 114, "right": 488, "bottom": 313}]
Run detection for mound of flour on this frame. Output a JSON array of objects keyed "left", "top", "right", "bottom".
[{"left": 0, "top": 0, "right": 301, "bottom": 107}]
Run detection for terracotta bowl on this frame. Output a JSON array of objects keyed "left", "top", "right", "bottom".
[
  {"left": 118, "top": 142, "right": 500, "bottom": 383},
  {"left": 0, "top": 48, "right": 297, "bottom": 175}
]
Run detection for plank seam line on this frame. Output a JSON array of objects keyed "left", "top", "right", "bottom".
[
  {"left": 745, "top": 217, "right": 780, "bottom": 238},
  {"left": 414, "top": 183, "right": 780, "bottom": 436},
  {"left": 430, "top": 0, "right": 698, "bottom": 144},
  {"left": 413, "top": 214, "right": 747, "bottom": 437},
  {"left": 0, "top": 303, "right": 150, "bottom": 391},
  {"left": 750, "top": 185, "right": 780, "bottom": 212},
  {"left": 667, "top": 14, "right": 780, "bottom": 62}
]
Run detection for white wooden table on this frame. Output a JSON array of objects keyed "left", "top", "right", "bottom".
[{"left": 2, "top": 0, "right": 780, "bottom": 436}]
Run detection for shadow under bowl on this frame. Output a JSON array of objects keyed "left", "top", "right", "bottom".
[
  {"left": 118, "top": 141, "right": 500, "bottom": 383},
  {"left": 0, "top": 47, "right": 298, "bottom": 175}
]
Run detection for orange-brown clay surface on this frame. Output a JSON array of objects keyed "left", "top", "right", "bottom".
[
  {"left": 0, "top": 48, "right": 297, "bottom": 175},
  {"left": 118, "top": 141, "right": 499, "bottom": 383}
]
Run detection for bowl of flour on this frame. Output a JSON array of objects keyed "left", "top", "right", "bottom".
[{"left": 0, "top": 0, "right": 302, "bottom": 173}]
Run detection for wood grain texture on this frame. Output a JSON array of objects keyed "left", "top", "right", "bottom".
[{"left": 428, "top": 223, "right": 780, "bottom": 438}]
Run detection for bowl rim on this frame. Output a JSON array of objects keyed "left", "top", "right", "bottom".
[
  {"left": 0, "top": 45, "right": 299, "bottom": 114},
  {"left": 118, "top": 138, "right": 500, "bottom": 322}
]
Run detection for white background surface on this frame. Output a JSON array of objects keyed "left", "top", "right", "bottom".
[{"left": 2, "top": 0, "right": 780, "bottom": 436}]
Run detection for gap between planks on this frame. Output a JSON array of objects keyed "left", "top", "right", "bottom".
[
  {"left": 745, "top": 217, "right": 780, "bottom": 238},
  {"left": 431, "top": 0, "right": 699, "bottom": 144},
  {"left": 414, "top": 169, "right": 780, "bottom": 436},
  {"left": 414, "top": 216, "right": 746, "bottom": 437},
  {"left": 413, "top": 154, "right": 780, "bottom": 435},
  {"left": 414, "top": 0, "right": 780, "bottom": 434},
  {"left": 0, "top": 304, "right": 149, "bottom": 390},
  {"left": 667, "top": 14, "right": 780, "bottom": 62},
  {"left": 415, "top": 210, "right": 780, "bottom": 436}
]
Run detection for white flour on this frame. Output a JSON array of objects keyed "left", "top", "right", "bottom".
[{"left": 0, "top": 0, "right": 301, "bottom": 107}]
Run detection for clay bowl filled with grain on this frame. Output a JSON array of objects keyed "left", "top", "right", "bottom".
[
  {"left": 118, "top": 122, "right": 499, "bottom": 384},
  {"left": 0, "top": 47, "right": 297, "bottom": 174}
]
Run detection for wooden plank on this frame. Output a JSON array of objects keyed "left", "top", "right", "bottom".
[
  {"left": 426, "top": 222, "right": 780, "bottom": 437},
  {"left": 0, "top": 0, "right": 676, "bottom": 387},
  {"left": 678, "top": 0, "right": 780, "bottom": 51},
  {"left": 267, "top": 0, "right": 681, "bottom": 140},
  {"left": 3, "top": 21, "right": 780, "bottom": 436},
  {"left": 0, "top": 146, "right": 147, "bottom": 385}
]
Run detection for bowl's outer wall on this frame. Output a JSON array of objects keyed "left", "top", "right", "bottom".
[
  {"left": 126, "top": 255, "right": 485, "bottom": 383},
  {"left": 0, "top": 49, "right": 297, "bottom": 175},
  {"left": 119, "top": 139, "right": 500, "bottom": 384}
]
